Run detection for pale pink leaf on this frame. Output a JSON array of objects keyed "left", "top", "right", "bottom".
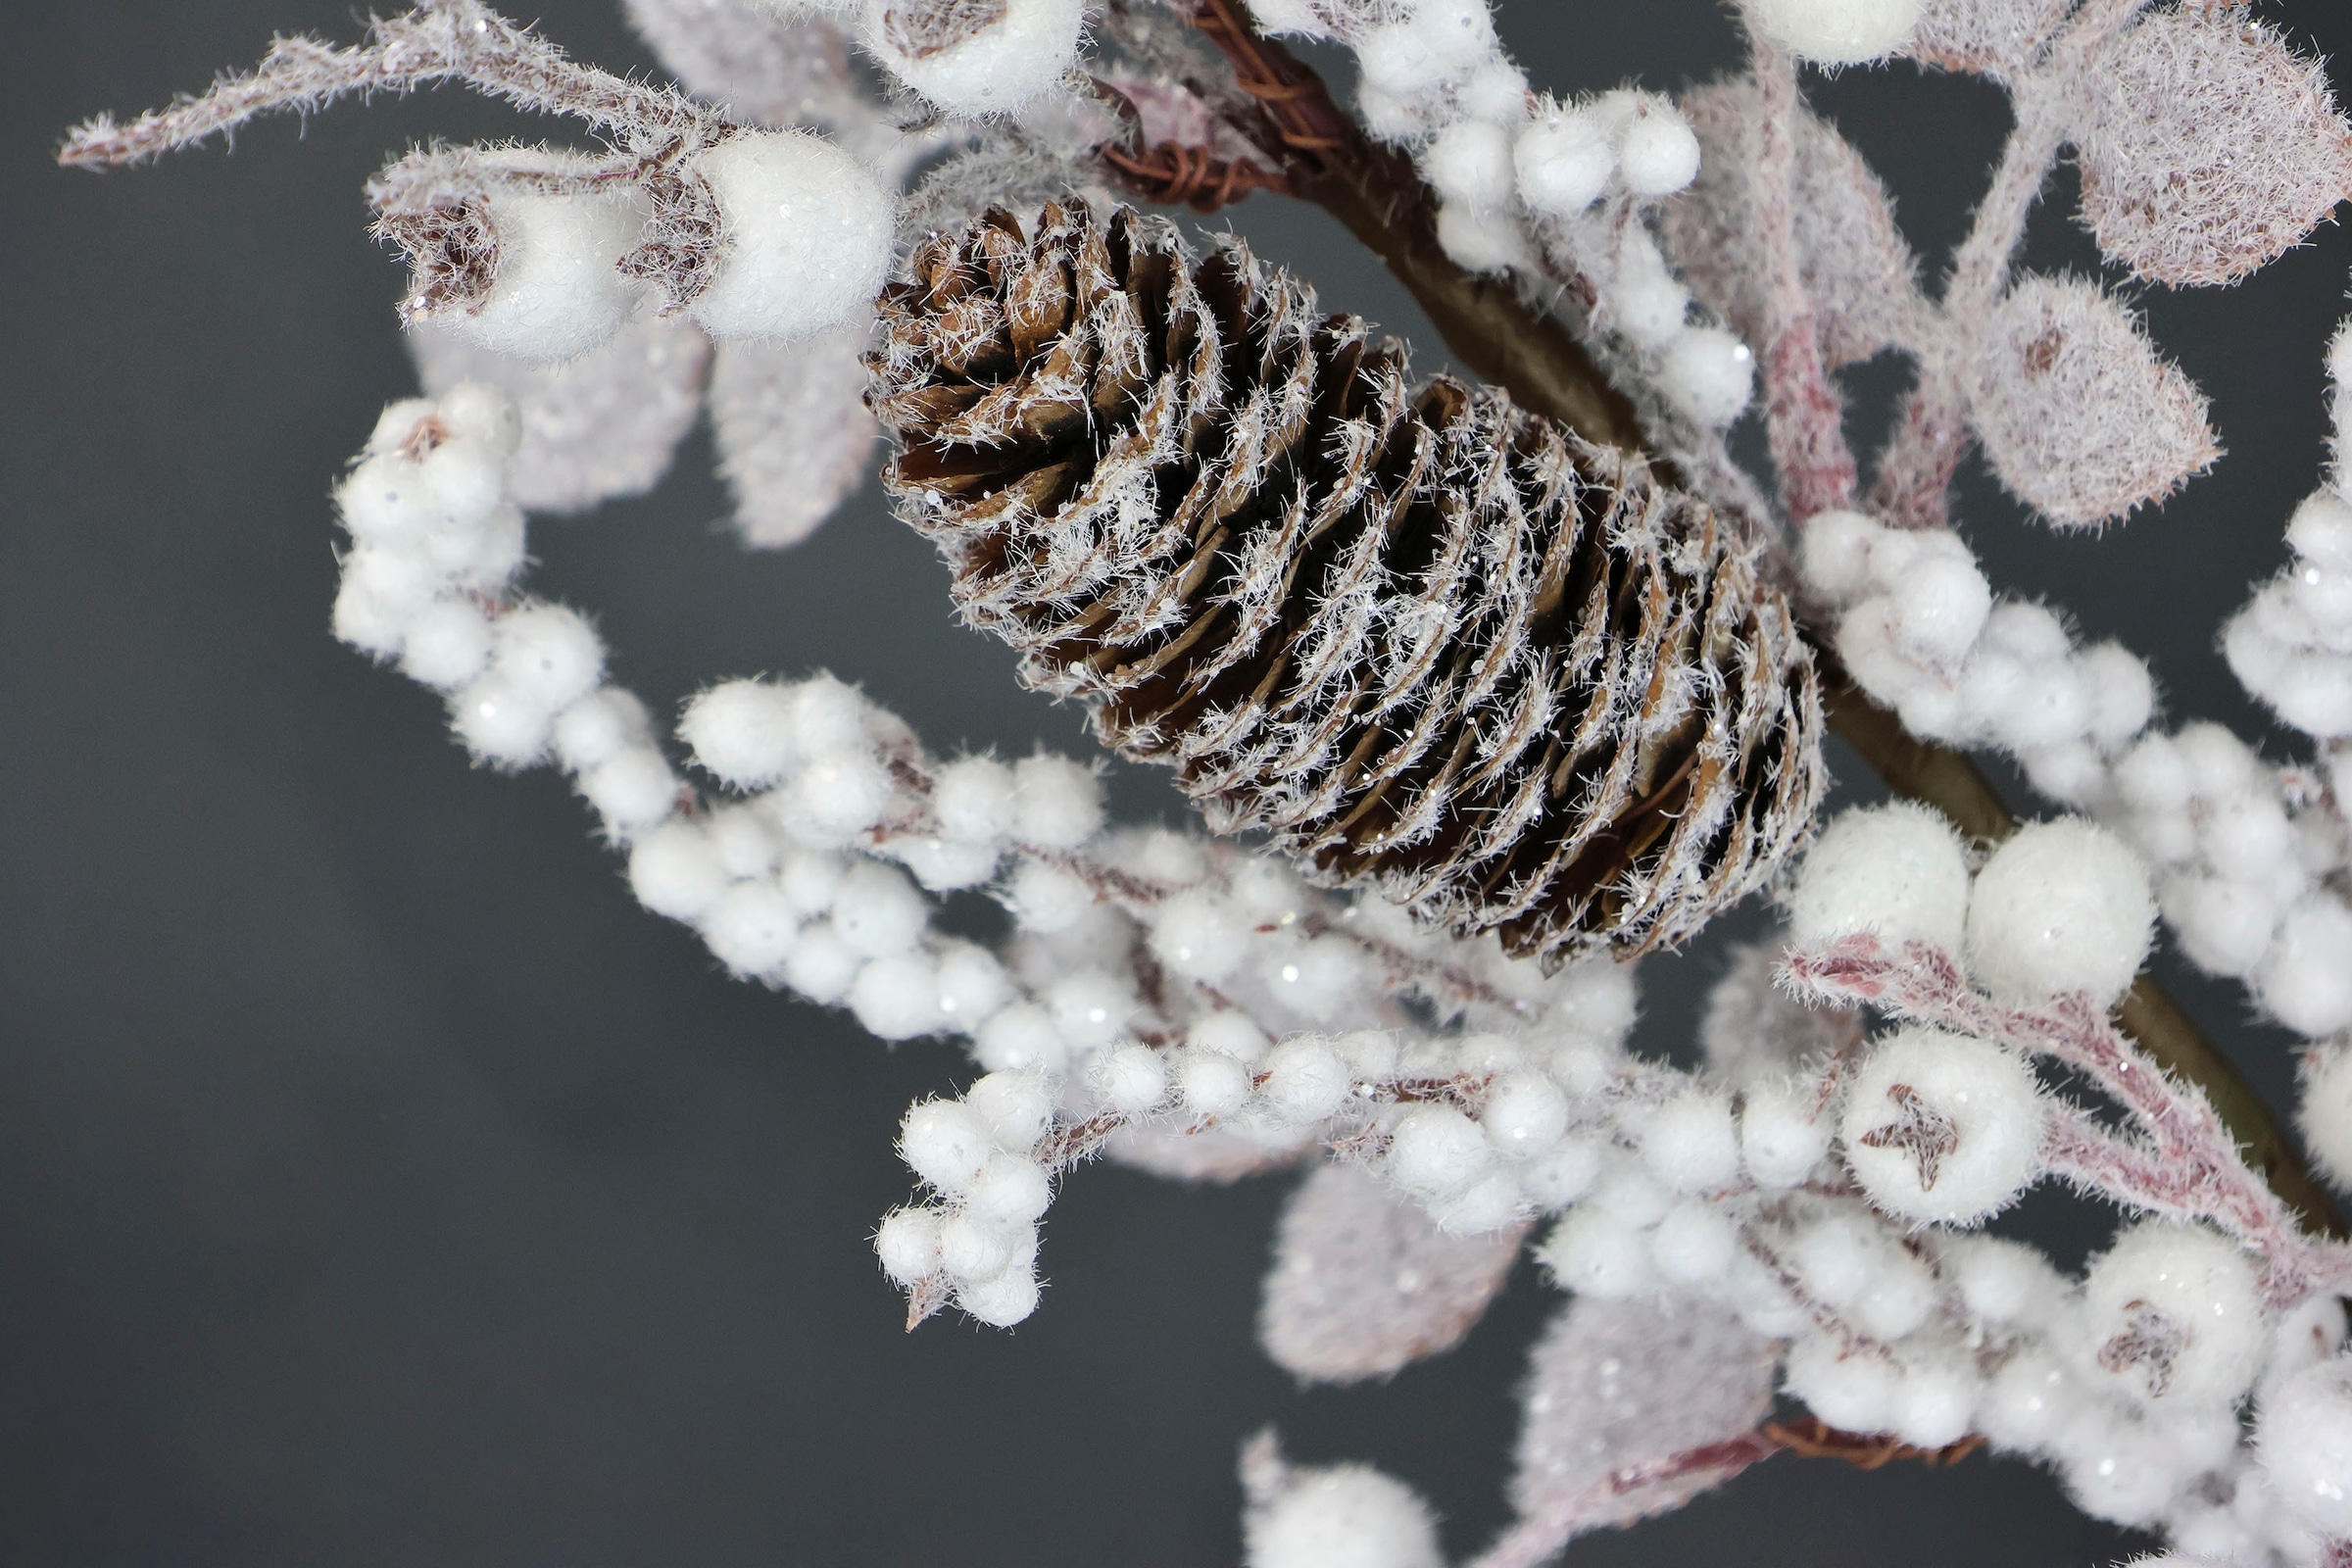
[
  {"left": 708, "top": 325, "right": 880, "bottom": 550},
  {"left": 1473, "top": 1297, "right": 1780, "bottom": 1568},
  {"left": 2072, "top": 9, "right": 2352, "bottom": 288},
  {"left": 410, "top": 316, "right": 711, "bottom": 514},
  {"left": 1699, "top": 938, "right": 1861, "bottom": 1088},
  {"left": 622, "top": 0, "right": 858, "bottom": 128},
  {"left": 1970, "top": 274, "right": 2219, "bottom": 528},
  {"left": 1663, "top": 79, "right": 1921, "bottom": 370},
  {"left": 1902, "top": 0, "right": 2072, "bottom": 78},
  {"left": 1105, "top": 1121, "right": 1308, "bottom": 1184},
  {"left": 1258, "top": 1160, "right": 1529, "bottom": 1385}
]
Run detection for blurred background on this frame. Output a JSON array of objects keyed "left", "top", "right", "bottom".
[{"left": 8, "top": 2, "right": 2350, "bottom": 1561}]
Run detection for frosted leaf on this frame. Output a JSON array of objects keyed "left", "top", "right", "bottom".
[
  {"left": 1969, "top": 275, "right": 2218, "bottom": 528},
  {"left": 1662, "top": 79, "right": 1921, "bottom": 369},
  {"left": 622, "top": 0, "right": 859, "bottom": 127},
  {"left": 2072, "top": 9, "right": 2352, "bottom": 288},
  {"left": 1698, "top": 939, "right": 1858, "bottom": 1089},
  {"left": 410, "top": 317, "right": 710, "bottom": 514},
  {"left": 1493, "top": 1298, "right": 1778, "bottom": 1559},
  {"left": 709, "top": 324, "right": 879, "bottom": 549},
  {"left": 1902, "top": 0, "right": 2071, "bottom": 77},
  {"left": 1259, "top": 1161, "right": 1529, "bottom": 1384},
  {"left": 1105, "top": 1123, "right": 1309, "bottom": 1183}
]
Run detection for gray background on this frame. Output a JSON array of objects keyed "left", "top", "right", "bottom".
[{"left": 6, "top": 1, "right": 2348, "bottom": 1562}]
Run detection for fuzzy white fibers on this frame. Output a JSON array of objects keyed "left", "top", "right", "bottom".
[
  {"left": 1246, "top": 1462, "right": 1445, "bottom": 1568},
  {"left": 1839, "top": 1027, "right": 2041, "bottom": 1225},
  {"left": 688, "top": 130, "right": 893, "bottom": 341},
  {"left": 1787, "top": 802, "right": 1972, "bottom": 955},
  {"left": 1744, "top": 0, "right": 1923, "bottom": 65},
  {"left": 1966, "top": 818, "right": 2154, "bottom": 1004},
  {"left": 448, "top": 192, "right": 643, "bottom": 362}
]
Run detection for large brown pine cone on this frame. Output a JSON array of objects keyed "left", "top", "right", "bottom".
[{"left": 869, "top": 201, "right": 1824, "bottom": 960}]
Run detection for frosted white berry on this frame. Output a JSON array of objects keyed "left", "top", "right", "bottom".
[
  {"left": 1093, "top": 1043, "right": 1170, "bottom": 1116},
  {"left": 1784, "top": 1334, "right": 1899, "bottom": 1435},
  {"left": 680, "top": 679, "right": 799, "bottom": 788},
  {"left": 1483, "top": 1073, "right": 1568, "bottom": 1157},
  {"left": 1840, "top": 1027, "right": 2042, "bottom": 1226},
  {"left": 2300, "top": 1043, "right": 2352, "bottom": 1192},
  {"left": 552, "top": 687, "right": 652, "bottom": 775},
  {"left": 449, "top": 672, "right": 553, "bottom": 768},
  {"left": 775, "top": 749, "right": 892, "bottom": 848},
  {"left": 1515, "top": 102, "right": 1613, "bottom": 217},
  {"left": 832, "top": 861, "right": 930, "bottom": 957},
  {"left": 1744, "top": 0, "right": 1924, "bottom": 65},
  {"left": 1788, "top": 802, "right": 1973, "bottom": 955},
  {"left": 2255, "top": 1353, "right": 2352, "bottom": 1535},
  {"left": 964, "top": 1152, "right": 1053, "bottom": 1228},
  {"left": 2258, "top": 895, "right": 2352, "bottom": 1036},
  {"left": 859, "top": 0, "right": 1084, "bottom": 118},
  {"left": 933, "top": 942, "right": 1012, "bottom": 1029},
  {"left": 700, "top": 882, "right": 801, "bottom": 978},
  {"left": 850, "top": 954, "right": 943, "bottom": 1040},
  {"left": 444, "top": 191, "right": 643, "bottom": 362},
  {"left": 1648, "top": 1200, "right": 1737, "bottom": 1284},
  {"left": 965, "top": 1070, "right": 1054, "bottom": 1152},
  {"left": 1387, "top": 1104, "right": 1494, "bottom": 1199},
  {"left": 628, "top": 821, "right": 728, "bottom": 922},
  {"left": 580, "top": 746, "right": 678, "bottom": 837},
  {"left": 687, "top": 131, "right": 892, "bottom": 342},
  {"left": 1012, "top": 754, "right": 1103, "bottom": 848},
  {"left": 1422, "top": 119, "right": 1515, "bottom": 210},
  {"left": 1615, "top": 105, "right": 1700, "bottom": 196},
  {"left": 1942, "top": 1234, "right": 2065, "bottom": 1326},
  {"left": 1740, "top": 1077, "right": 1831, "bottom": 1188},
  {"left": 900, "top": 1100, "right": 995, "bottom": 1192},
  {"left": 1260, "top": 1039, "right": 1352, "bottom": 1124},
  {"left": 780, "top": 921, "right": 860, "bottom": 1004},
  {"left": 957, "top": 1263, "right": 1041, "bottom": 1327},
  {"left": 933, "top": 755, "right": 1016, "bottom": 842},
  {"left": 973, "top": 1003, "right": 1072, "bottom": 1075},
  {"left": 398, "top": 597, "right": 494, "bottom": 691},
  {"left": 2082, "top": 1222, "right": 2267, "bottom": 1409},
  {"left": 1149, "top": 889, "right": 1248, "bottom": 982},
  {"left": 1967, "top": 818, "right": 2155, "bottom": 1004},
  {"left": 1246, "top": 1462, "right": 1444, "bottom": 1568},
  {"left": 1046, "top": 971, "right": 1133, "bottom": 1051},
  {"left": 1656, "top": 327, "right": 1754, "bottom": 427},
  {"left": 1539, "top": 1205, "right": 1654, "bottom": 1298},
  {"left": 874, "top": 1205, "right": 944, "bottom": 1286},
  {"left": 1173, "top": 1049, "right": 1252, "bottom": 1118},
  {"left": 1640, "top": 1087, "right": 1740, "bottom": 1193},
  {"left": 1190, "top": 1010, "right": 1272, "bottom": 1066}
]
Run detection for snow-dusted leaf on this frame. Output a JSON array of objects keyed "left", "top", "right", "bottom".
[
  {"left": 1902, "top": 0, "right": 2071, "bottom": 78},
  {"left": 409, "top": 316, "right": 710, "bottom": 514},
  {"left": 1106, "top": 1122, "right": 1309, "bottom": 1184},
  {"left": 1474, "top": 1298, "right": 1779, "bottom": 1568},
  {"left": 707, "top": 325, "right": 881, "bottom": 550},
  {"left": 1970, "top": 274, "right": 2218, "bottom": 528},
  {"left": 622, "top": 0, "right": 858, "bottom": 128},
  {"left": 2072, "top": 9, "right": 2352, "bottom": 288},
  {"left": 1258, "top": 1160, "right": 1529, "bottom": 1385},
  {"left": 1662, "top": 79, "right": 1921, "bottom": 370},
  {"left": 1699, "top": 938, "right": 1860, "bottom": 1088}
]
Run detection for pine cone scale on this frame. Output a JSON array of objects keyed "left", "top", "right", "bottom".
[{"left": 873, "top": 202, "right": 1825, "bottom": 959}]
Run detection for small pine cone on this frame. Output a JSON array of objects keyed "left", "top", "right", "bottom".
[{"left": 870, "top": 202, "right": 1825, "bottom": 960}]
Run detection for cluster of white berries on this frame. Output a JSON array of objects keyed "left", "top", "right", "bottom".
[
  {"left": 749, "top": 0, "right": 1084, "bottom": 119},
  {"left": 430, "top": 128, "right": 891, "bottom": 363},
  {"left": 1804, "top": 507, "right": 2352, "bottom": 1046},
  {"left": 1243, "top": 0, "right": 1754, "bottom": 430}
]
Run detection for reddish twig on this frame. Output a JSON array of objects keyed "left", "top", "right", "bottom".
[
  {"left": 1762, "top": 1416, "right": 1984, "bottom": 1470},
  {"left": 1100, "top": 140, "right": 1288, "bottom": 211}
]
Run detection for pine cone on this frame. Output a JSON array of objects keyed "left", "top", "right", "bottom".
[{"left": 870, "top": 202, "right": 1824, "bottom": 960}]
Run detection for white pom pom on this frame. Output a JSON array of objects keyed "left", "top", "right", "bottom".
[
  {"left": 956, "top": 1263, "right": 1041, "bottom": 1327},
  {"left": 832, "top": 861, "right": 930, "bottom": 958},
  {"left": 1260, "top": 1038, "right": 1352, "bottom": 1124},
  {"left": 492, "top": 604, "right": 605, "bottom": 710},
  {"left": 1888, "top": 550, "right": 1992, "bottom": 667},
  {"left": 937, "top": 1210, "right": 1017, "bottom": 1278},
  {"left": 1656, "top": 327, "right": 1754, "bottom": 427},
  {"left": 1012, "top": 755, "right": 1102, "bottom": 849},
  {"left": 1422, "top": 119, "right": 1515, "bottom": 210},
  {"left": 443, "top": 191, "right": 642, "bottom": 363},
  {"left": 973, "top": 1003, "right": 1072, "bottom": 1075},
  {"left": 1942, "top": 1234, "right": 2065, "bottom": 1326},
  {"left": 1483, "top": 1073, "right": 1568, "bottom": 1157},
  {"left": 581, "top": 746, "right": 679, "bottom": 837},
  {"left": 933, "top": 755, "right": 1016, "bottom": 843},
  {"left": 336, "top": 453, "right": 437, "bottom": 548},
  {"left": 2256, "top": 1353, "right": 2352, "bottom": 1536},
  {"left": 1387, "top": 1104, "right": 1494, "bottom": 1199},
  {"left": 680, "top": 679, "right": 799, "bottom": 788},
  {"left": 1648, "top": 1200, "right": 1737, "bottom": 1284},
  {"left": 775, "top": 750, "right": 892, "bottom": 848},
  {"left": 1539, "top": 1206, "right": 1654, "bottom": 1298},
  {"left": 1640, "top": 1087, "right": 1740, "bottom": 1193},
  {"left": 1784, "top": 1335, "right": 1898, "bottom": 1434},
  {"left": 1263, "top": 936, "right": 1371, "bottom": 1023},
  {"left": 966, "top": 1070, "right": 1054, "bottom": 1152},
  {"left": 933, "top": 942, "right": 1012, "bottom": 1030},
  {"left": 779, "top": 920, "right": 860, "bottom": 1003},
  {"left": 1435, "top": 201, "right": 1530, "bottom": 274},
  {"left": 964, "top": 1152, "right": 1053, "bottom": 1228},
  {"left": 1966, "top": 818, "right": 2155, "bottom": 1004},
  {"left": 1979, "top": 1348, "right": 2075, "bottom": 1453},
  {"left": 1744, "top": 0, "right": 1923, "bottom": 64},
  {"left": 1740, "top": 1077, "right": 1831, "bottom": 1188},
  {"left": 1046, "top": 971, "right": 1134, "bottom": 1052},
  {"left": 1514, "top": 103, "right": 1613, "bottom": 217},
  {"left": 397, "top": 597, "right": 494, "bottom": 691},
  {"left": 1149, "top": 889, "right": 1248, "bottom": 982},
  {"left": 2079, "top": 642, "right": 2156, "bottom": 747},
  {"left": 1518, "top": 1136, "right": 1603, "bottom": 1207},
  {"left": 433, "top": 381, "right": 520, "bottom": 457},
  {"left": 1457, "top": 61, "right": 1530, "bottom": 123},
  {"left": 772, "top": 843, "right": 837, "bottom": 908},
  {"left": 859, "top": 0, "right": 1084, "bottom": 118},
  {"left": 1840, "top": 1027, "right": 2042, "bottom": 1225},
  {"left": 1616, "top": 105, "right": 1701, "bottom": 196},
  {"left": 1798, "top": 509, "right": 1881, "bottom": 600},
  {"left": 1430, "top": 1170, "right": 1523, "bottom": 1235},
  {"left": 2056, "top": 1416, "right": 2185, "bottom": 1527},
  {"left": 686, "top": 131, "right": 893, "bottom": 342},
  {"left": 901, "top": 1100, "right": 994, "bottom": 1192},
  {"left": 2082, "top": 1221, "right": 2267, "bottom": 1409},
  {"left": 1093, "top": 1044, "right": 1170, "bottom": 1116},
  {"left": 1173, "top": 1049, "right": 1252, "bottom": 1118},
  {"left": 2300, "top": 1043, "right": 2352, "bottom": 1192},
  {"left": 1246, "top": 1462, "right": 1445, "bottom": 1568},
  {"left": 2258, "top": 895, "right": 2352, "bottom": 1036},
  {"left": 1890, "top": 1351, "right": 1978, "bottom": 1450},
  {"left": 1789, "top": 1212, "right": 1931, "bottom": 1334},
  {"left": 628, "top": 821, "right": 728, "bottom": 922},
  {"left": 874, "top": 1205, "right": 944, "bottom": 1286},
  {"left": 448, "top": 672, "right": 553, "bottom": 768},
  {"left": 552, "top": 687, "right": 652, "bottom": 775},
  {"left": 701, "top": 882, "right": 802, "bottom": 979},
  {"left": 1191, "top": 1010, "right": 1272, "bottom": 1066},
  {"left": 888, "top": 834, "right": 1001, "bottom": 893},
  {"left": 1788, "top": 802, "right": 1972, "bottom": 955}
]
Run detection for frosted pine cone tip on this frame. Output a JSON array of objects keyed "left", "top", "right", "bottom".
[{"left": 870, "top": 200, "right": 1825, "bottom": 961}]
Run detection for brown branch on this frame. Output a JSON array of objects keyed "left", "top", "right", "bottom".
[{"left": 1762, "top": 1417, "right": 1984, "bottom": 1471}]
